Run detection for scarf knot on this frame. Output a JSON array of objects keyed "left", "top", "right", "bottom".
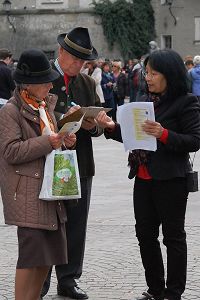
[{"left": 20, "top": 89, "right": 54, "bottom": 135}]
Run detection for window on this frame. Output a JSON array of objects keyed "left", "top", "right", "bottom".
[
  {"left": 36, "top": 0, "right": 68, "bottom": 9},
  {"left": 43, "top": 51, "right": 55, "bottom": 60},
  {"left": 195, "top": 17, "right": 200, "bottom": 41},
  {"left": 161, "top": 35, "right": 172, "bottom": 49},
  {"left": 41, "top": 0, "right": 63, "bottom": 3}
]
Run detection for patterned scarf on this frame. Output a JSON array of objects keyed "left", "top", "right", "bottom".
[
  {"left": 128, "top": 93, "right": 161, "bottom": 179},
  {"left": 20, "top": 89, "right": 55, "bottom": 135}
]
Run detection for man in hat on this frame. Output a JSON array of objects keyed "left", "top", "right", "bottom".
[
  {"left": 41, "top": 27, "right": 103, "bottom": 300},
  {"left": 0, "top": 48, "right": 15, "bottom": 107}
]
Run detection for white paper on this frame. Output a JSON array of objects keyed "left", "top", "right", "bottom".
[
  {"left": 117, "top": 102, "right": 157, "bottom": 152},
  {"left": 0, "top": 98, "right": 8, "bottom": 106},
  {"left": 59, "top": 115, "right": 84, "bottom": 135}
]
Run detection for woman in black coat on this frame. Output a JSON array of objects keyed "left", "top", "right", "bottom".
[{"left": 96, "top": 49, "right": 200, "bottom": 300}]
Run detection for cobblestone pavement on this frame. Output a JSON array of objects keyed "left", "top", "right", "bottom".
[{"left": 0, "top": 136, "right": 200, "bottom": 300}]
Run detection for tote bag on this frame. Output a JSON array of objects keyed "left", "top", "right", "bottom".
[{"left": 39, "top": 149, "right": 81, "bottom": 200}]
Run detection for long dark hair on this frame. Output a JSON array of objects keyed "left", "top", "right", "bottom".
[{"left": 144, "top": 49, "right": 188, "bottom": 100}]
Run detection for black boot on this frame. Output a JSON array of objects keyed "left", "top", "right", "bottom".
[{"left": 135, "top": 292, "right": 156, "bottom": 300}]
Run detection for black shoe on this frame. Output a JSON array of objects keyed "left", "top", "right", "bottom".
[
  {"left": 57, "top": 285, "right": 88, "bottom": 299},
  {"left": 135, "top": 292, "right": 156, "bottom": 300}
]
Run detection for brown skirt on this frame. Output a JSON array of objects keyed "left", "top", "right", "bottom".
[{"left": 16, "top": 221, "right": 68, "bottom": 269}]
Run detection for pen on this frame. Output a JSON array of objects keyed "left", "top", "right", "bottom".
[{"left": 70, "top": 101, "right": 77, "bottom": 106}]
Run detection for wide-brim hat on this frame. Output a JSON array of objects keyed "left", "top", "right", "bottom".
[
  {"left": 13, "top": 48, "right": 60, "bottom": 84},
  {"left": 57, "top": 27, "right": 98, "bottom": 61}
]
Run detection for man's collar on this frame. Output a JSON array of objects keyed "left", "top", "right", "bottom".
[{"left": 54, "top": 58, "right": 64, "bottom": 76}]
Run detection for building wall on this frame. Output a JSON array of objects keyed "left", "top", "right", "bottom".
[
  {"left": 152, "top": 0, "right": 200, "bottom": 58},
  {"left": 0, "top": 0, "right": 121, "bottom": 60},
  {"left": 0, "top": 0, "right": 199, "bottom": 60}
]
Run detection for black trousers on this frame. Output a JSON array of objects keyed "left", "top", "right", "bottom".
[
  {"left": 133, "top": 177, "right": 188, "bottom": 300},
  {"left": 43, "top": 177, "right": 92, "bottom": 291}
]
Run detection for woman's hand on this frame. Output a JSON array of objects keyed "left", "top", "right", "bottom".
[
  {"left": 48, "top": 133, "right": 64, "bottom": 149},
  {"left": 62, "top": 133, "right": 76, "bottom": 148},
  {"left": 141, "top": 120, "right": 164, "bottom": 138},
  {"left": 96, "top": 111, "right": 115, "bottom": 130}
]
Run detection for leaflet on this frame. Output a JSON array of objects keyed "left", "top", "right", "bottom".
[
  {"left": 58, "top": 115, "right": 84, "bottom": 135},
  {"left": 117, "top": 102, "right": 157, "bottom": 152},
  {"left": 57, "top": 106, "right": 112, "bottom": 128}
]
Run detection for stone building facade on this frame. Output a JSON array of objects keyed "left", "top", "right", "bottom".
[
  {"left": 152, "top": 0, "right": 200, "bottom": 59},
  {"left": 0, "top": 0, "right": 199, "bottom": 60}
]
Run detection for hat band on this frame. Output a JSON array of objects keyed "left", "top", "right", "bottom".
[
  {"left": 64, "top": 36, "right": 93, "bottom": 55},
  {"left": 16, "top": 67, "right": 52, "bottom": 76}
]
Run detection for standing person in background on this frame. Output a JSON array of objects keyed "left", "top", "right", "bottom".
[
  {"left": 185, "top": 60, "right": 194, "bottom": 71},
  {"left": 96, "top": 49, "right": 200, "bottom": 300},
  {"left": 130, "top": 60, "right": 143, "bottom": 102},
  {"left": 112, "top": 60, "right": 127, "bottom": 119},
  {"left": 41, "top": 27, "right": 103, "bottom": 300},
  {"left": 112, "top": 61, "right": 127, "bottom": 105},
  {"left": 127, "top": 58, "right": 138, "bottom": 102},
  {"left": 188, "top": 55, "right": 200, "bottom": 101},
  {"left": 97, "top": 57, "right": 105, "bottom": 68},
  {"left": 101, "top": 61, "right": 115, "bottom": 120},
  {"left": 0, "top": 48, "right": 77, "bottom": 300},
  {"left": 0, "top": 48, "right": 15, "bottom": 107},
  {"left": 82, "top": 60, "right": 105, "bottom": 105},
  {"left": 135, "top": 55, "right": 148, "bottom": 101}
]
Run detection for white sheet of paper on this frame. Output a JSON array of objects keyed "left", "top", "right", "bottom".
[
  {"left": 0, "top": 98, "right": 8, "bottom": 106},
  {"left": 117, "top": 102, "right": 157, "bottom": 152},
  {"left": 59, "top": 115, "right": 84, "bottom": 135}
]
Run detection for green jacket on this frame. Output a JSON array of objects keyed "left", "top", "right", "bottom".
[{"left": 51, "top": 62, "right": 103, "bottom": 178}]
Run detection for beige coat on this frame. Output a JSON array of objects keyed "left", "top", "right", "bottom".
[{"left": 0, "top": 88, "right": 67, "bottom": 230}]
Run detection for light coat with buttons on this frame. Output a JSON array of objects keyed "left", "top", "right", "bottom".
[{"left": 0, "top": 88, "right": 67, "bottom": 230}]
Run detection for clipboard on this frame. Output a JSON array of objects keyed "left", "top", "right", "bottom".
[{"left": 57, "top": 106, "right": 112, "bottom": 128}]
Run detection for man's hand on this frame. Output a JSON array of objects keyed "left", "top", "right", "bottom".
[
  {"left": 81, "top": 117, "right": 97, "bottom": 130},
  {"left": 64, "top": 104, "right": 80, "bottom": 116},
  {"left": 63, "top": 133, "right": 76, "bottom": 148}
]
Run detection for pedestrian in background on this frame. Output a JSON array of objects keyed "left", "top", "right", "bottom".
[
  {"left": 82, "top": 60, "right": 105, "bottom": 105},
  {"left": 41, "top": 27, "right": 103, "bottom": 300},
  {"left": 101, "top": 61, "right": 115, "bottom": 119},
  {"left": 188, "top": 55, "right": 200, "bottom": 101},
  {"left": 96, "top": 49, "right": 200, "bottom": 300},
  {"left": 112, "top": 60, "right": 127, "bottom": 109},
  {"left": 0, "top": 48, "right": 76, "bottom": 300},
  {"left": 127, "top": 58, "right": 139, "bottom": 102},
  {"left": 0, "top": 48, "right": 15, "bottom": 107},
  {"left": 185, "top": 59, "right": 194, "bottom": 71}
]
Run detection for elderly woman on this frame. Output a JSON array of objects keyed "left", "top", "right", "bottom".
[
  {"left": 0, "top": 49, "right": 76, "bottom": 300},
  {"left": 96, "top": 49, "right": 200, "bottom": 300}
]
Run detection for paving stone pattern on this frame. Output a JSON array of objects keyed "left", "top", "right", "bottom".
[{"left": 0, "top": 136, "right": 200, "bottom": 300}]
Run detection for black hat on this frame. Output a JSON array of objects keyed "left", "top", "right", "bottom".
[
  {"left": 13, "top": 48, "right": 60, "bottom": 84},
  {"left": 0, "top": 48, "right": 12, "bottom": 60},
  {"left": 57, "top": 27, "right": 98, "bottom": 61}
]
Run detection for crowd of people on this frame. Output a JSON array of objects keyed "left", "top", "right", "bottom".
[{"left": 0, "top": 27, "right": 200, "bottom": 300}]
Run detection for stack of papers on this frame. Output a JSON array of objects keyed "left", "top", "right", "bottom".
[{"left": 117, "top": 102, "right": 157, "bottom": 152}]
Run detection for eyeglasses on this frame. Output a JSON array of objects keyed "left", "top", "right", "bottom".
[
  {"left": 142, "top": 71, "right": 159, "bottom": 80},
  {"left": 112, "top": 65, "right": 118, "bottom": 67}
]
